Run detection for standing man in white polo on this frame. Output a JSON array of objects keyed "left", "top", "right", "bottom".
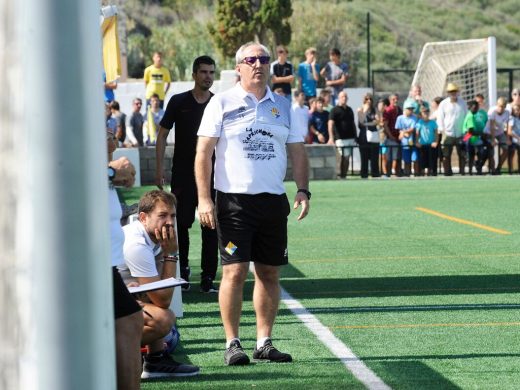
[
  {"left": 195, "top": 42, "right": 311, "bottom": 366},
  {"left": 437, "top": 83, "right": 467, "bottom": 175}
]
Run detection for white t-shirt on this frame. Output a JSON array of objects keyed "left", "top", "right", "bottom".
[
  {"left": 197, "top": 83, "right": 303, "bottom": 195},
  {"left": 484, "top": 106, "right": 509, "bottom": 135},
  {"left": 118, "top": 220, "right": 162, "bottom": 283},
  {"left": 290, "top": 103, "right": 310, "bottom": 141},
  {"left": 109, "top": 187, "right": 125, "bottom": 267},
  {"left": 508, "top": 116, "right": 520, "bottom": 144},
  {"left": 436, "top": 97, "right": 467, "bottom": 137}
]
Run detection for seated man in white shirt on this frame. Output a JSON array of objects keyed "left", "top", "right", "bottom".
[{"left": 119, "top": 190, "right": 199, "bottom": 378}]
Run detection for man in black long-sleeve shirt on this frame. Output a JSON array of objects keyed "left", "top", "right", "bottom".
[{"left": 328, "top": 91, "right": 357, "bottom": 178}]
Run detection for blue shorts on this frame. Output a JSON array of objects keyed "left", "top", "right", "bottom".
[{"left": 401, "top": 147, "right": 417, "bottom": 163}]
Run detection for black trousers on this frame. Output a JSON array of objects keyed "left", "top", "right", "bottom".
[
  {"left": 172, "top": 181, "right": 218, "bottom": 280},
  {"left": 359, "top": 142, "right": 380, "bottom": 178}
]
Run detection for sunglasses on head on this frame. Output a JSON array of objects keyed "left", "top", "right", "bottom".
[{"left": 242, "top": 56, "right": 270, "bottom": 65}]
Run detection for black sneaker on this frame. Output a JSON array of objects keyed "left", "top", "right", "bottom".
[
  {"left": 141, "top": 352, "right": 199, "bottom": 379},
  {"left": 253, "top": 339, "right": 292, "bottom": 363},
  {"left": 180, "top": 267, "right": 191, "bottom": 291},
  {"left": 200, "top": 278, "right": 219, "bottom": 293},
  {"left": 224, "top": 340, "right": 250, "bottom": 366}
]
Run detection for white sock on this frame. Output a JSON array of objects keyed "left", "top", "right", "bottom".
[
  {"left": 226, "top": 338, "right": 240, "bottom": 349},
  {"left": 257, "top": 337, "right": 271, "bottom": 349}
]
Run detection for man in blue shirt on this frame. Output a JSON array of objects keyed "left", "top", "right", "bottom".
[{"left": 298, "top": 47, "right": 320, "bottom": 104}]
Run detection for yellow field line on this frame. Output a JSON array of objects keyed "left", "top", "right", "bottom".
[
  {"left": 291, "top": 252, "right": 520, "bottom": 264},
  {"left": 416, "top": 207, "right": 512, "bottom": 235},
  {"left": 331, "top": 321, "right": 520, "bottom": 330}
]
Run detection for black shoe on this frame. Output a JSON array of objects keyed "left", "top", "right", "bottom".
[
  {"left": 141, "top": 352, "right": 199, "bottom": 378},
  {"left": 224, "top": 340, "right": 250, "bottom": 366},
  {"left": 180, "top": 267, "right": 191, "bottom": 291},
  {"left": 200, "top": 278, "right": 219, "bottom": 293},
  {"left": 253, "top": 339, "right": 292, "bottom": 363}
]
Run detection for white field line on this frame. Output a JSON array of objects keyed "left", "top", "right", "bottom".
[{"left": 281, "top": 287, "right": 391, "bottom": 390}]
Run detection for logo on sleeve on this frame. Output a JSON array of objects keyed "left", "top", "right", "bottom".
[{"left": 271, "top": 107, "right": 280, "bottom": 118}]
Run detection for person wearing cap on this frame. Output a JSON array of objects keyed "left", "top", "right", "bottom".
[
  {"left": 395, "top": 100, "right": 419, "bottom": 176},
  {"left": 436, "top": 82, "right": 467, "bottom": 175}
]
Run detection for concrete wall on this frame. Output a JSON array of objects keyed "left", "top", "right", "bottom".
[
  {"left": 129, "top": 144, "right": 336, "bottom": 186},
  {"left": 286, "top": 145, "right": 336, "bottom": 181},
  {"left": 138, "top": 146, "right": 174, "bottom": 185}
]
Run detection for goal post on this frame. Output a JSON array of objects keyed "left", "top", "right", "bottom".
[{"left": 411, "top": 37, "right": 497, "bottom": 105}]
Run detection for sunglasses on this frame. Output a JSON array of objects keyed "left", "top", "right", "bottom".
[{"left": 241, "top": 56, "right": 270, "bottom": 65}]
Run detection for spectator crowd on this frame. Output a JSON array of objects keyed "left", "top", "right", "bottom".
[{"left": 106, "top": 48, "right": 520, "bottom": 180}]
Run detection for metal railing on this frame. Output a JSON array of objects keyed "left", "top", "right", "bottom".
[{"left": 335, "top": 142, "right": 520, "bottom": 177}]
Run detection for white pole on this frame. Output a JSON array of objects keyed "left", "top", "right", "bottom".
[
  {"left": 1, "top": 0, "right": 25, "bottom": 389},
  {"left": 487, "top": 36, "right": 497, "bottom": 105},
  {"left": 22, "top": 0, "right": 116, "bottom": 389}
]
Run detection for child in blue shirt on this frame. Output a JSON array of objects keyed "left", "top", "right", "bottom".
[
  {"left": 415, "top": 106, "right": 439, "bottom": 176},
  {"left": 395, "top": 101, "right": 418, "bottom": 176}
]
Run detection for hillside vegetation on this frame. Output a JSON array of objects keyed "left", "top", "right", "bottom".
[{"left": 122, "top": 0, "right": 520, "bottom": 90}]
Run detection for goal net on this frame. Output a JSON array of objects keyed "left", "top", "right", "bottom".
[{"left": 411, "top": 37, "right": 496, "bottom": 104}]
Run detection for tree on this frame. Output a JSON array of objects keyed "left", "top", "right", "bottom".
[{"left": 208, "top": 0, "right": 292, "bottom": 58}]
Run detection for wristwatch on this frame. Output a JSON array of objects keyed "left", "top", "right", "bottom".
[
  {"left": 297, "top": 189, "right": 311, "bottom": 200},
  {"left": 108, "top": 167, "right": 116, "bottom": 182}
]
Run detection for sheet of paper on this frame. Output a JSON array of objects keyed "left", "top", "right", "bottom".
[{"left": 127, "top": 277, "right": 187, "bottom": 294}]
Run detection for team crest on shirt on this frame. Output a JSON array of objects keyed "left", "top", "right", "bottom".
[
  {"left": 270, "top": 107, "right": 280, "bottom": 118},
  {"left": 225, "top": 242, "right": 238, "bottom": 255}
]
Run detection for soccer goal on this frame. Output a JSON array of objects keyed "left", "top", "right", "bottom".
[{"left": 411, "top": 37, "right": 496, "bottom": 105}]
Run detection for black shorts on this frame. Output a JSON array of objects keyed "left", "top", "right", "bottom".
[
  {"left": 113, "top": 267, "right": 141, "bottom": 319},
  {"left": 215, "top": 191, "right": 290, "bottom": 266}
]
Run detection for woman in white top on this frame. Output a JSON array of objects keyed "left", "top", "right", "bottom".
[
  {"left": 484, "top": 97, "right": 510, "bottom": 174},
  {"left": 507, "top": 104, "right": 520, "bottom": 173}
]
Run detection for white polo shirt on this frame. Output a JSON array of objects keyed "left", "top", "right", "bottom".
[
  {"left": 436, "top": 96, "right": 467, "bottom": 137},
  {"left": 118, "top": 220, "right": 162, "bottom": 284},
  {"left": 197, "top": 83, "right": 303, "bottom": 195}
]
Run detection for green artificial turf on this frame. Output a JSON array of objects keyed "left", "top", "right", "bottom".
[{"left": 120, "top": 176, "right": 520, "bottom": 389}]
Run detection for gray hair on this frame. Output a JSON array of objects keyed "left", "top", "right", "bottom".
[{"left": 235, "top": 42, "right": 271, "bottom": 65}]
